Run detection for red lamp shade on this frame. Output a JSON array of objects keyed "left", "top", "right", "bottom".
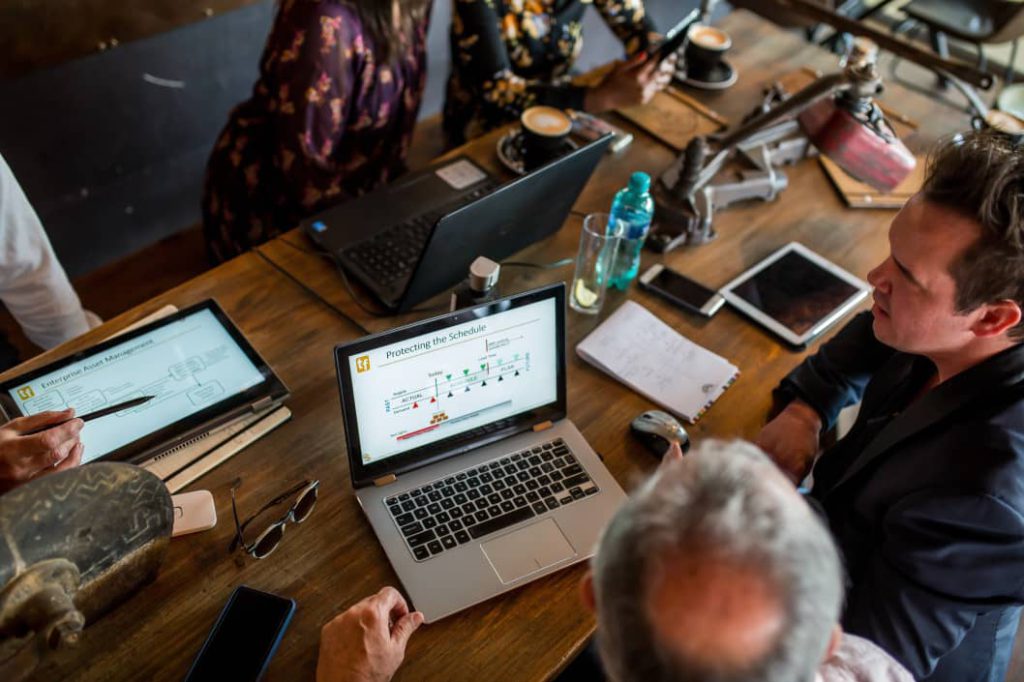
[{"left": 798, "top": 98, "right": 916, "bottom": 192}]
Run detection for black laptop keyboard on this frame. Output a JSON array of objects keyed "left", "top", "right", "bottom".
[
  {"left": 341, "top": 182, "right": 498, "bottom": 286},
  {"left": 384, "top": 438, "right": 598, "bottom": 562}
]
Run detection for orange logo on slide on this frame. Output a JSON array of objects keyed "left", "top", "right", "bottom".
[
  {"left": 16, "top": 386, "right": 34, "bottom": 400},
  {"left": 355, "top": 356, "right": 371, "bottom": 373}
]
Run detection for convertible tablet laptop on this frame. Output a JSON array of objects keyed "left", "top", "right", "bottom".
[
  {"left": 334, "top": 283, "right": 627, "bottom": 622},
  {"left": 0, "top": 300, "right": 288, "bottom": 464},
  {"left": 720, "top": 242, "right": 871, "bottom": 347}
]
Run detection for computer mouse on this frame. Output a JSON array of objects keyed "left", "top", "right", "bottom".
[{"left": 630, "top": 410, "right": 690, "bottom": 458}]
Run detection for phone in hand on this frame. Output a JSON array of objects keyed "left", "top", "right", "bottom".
[
  {"left": 639, "top": 263, "right": 725, "bottom": 317},
  {"left": 185, "top": 586, "right": 295, "bottom": 682},
  {"left": 645, "top": 8, "right": 701, "bottom": 63}
]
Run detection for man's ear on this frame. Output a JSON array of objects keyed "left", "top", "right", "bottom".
[
  {"left": 971, "top": 299, "right": 1023, "bottom": 338},
  {"left": 579, "top": 570, "right": 596, "bottom": 613},
  {"left": 824, "top": 624, "right": 843, "bottom": 662}
]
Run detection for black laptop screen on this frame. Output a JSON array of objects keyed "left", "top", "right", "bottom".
[{"left": 336, "top": 285, "right": 567, "bottom": 487}]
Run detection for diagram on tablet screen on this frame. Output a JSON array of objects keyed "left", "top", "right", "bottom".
[
  {"left": 9, "top": 309, "right": 266, "bottom": 462},
  {"left": 23, "top": 346, "right": 238, "bottom": 416}
]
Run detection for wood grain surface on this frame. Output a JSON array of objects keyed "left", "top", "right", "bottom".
[{"left": 13, "top": 12, "right": 968, "bottom": 682}]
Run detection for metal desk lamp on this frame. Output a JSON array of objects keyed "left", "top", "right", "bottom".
[
  {"left": 648, "top": 0, "right": 1002, "bottom": 252},
  {"left": 652, "top": 39, "right": 916, "bottom": 249}
]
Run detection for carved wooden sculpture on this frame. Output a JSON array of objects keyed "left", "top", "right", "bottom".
[{"left": 0, "top": 463, "right": 172, "bottom": 680}]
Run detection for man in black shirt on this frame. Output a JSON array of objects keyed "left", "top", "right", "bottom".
[{"left": 758, "top": 130, "right": 1024, "bottom": 681}]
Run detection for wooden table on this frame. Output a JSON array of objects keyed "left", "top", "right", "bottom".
[{"left": 19, "top": 11, "right": 966, "bottom": 681}]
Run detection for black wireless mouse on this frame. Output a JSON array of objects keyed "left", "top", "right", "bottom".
[{"left": 630, "top": 410, "right": 691, "bottom": 458}]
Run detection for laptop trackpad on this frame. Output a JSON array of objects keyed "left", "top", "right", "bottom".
[{"left": 481, "top": 519, "right": 576, "bottom": 585}]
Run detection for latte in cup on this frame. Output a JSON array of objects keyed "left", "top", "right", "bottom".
[
  {"left": 520, "top": 106, "right": 573, "bottom": 171},
  {"left": 689, "top": 24, "right": 731, "bottom": 52},
  {"left": 521, "top": 106, "right": 573, "bottom": 137}
]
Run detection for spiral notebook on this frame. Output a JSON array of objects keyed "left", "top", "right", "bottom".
[{"left": 576, "top": 301, "right": 739, "bottom": 423}]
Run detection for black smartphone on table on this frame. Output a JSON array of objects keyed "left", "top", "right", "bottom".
[
  {"left": 185, "top": 585, "right": 296, "bottom": 682},
  {"left": 639, "top": 263, "right": 725, "bottom": 317},
  {"left": 645, "top": 9, "right": 701, "bottom": 63}
]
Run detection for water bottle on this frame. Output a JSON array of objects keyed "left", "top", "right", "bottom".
[{"left": 607, "top": 172, "right": 654, "bottom": 290}]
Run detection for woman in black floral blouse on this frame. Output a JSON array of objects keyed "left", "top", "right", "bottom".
[
  {"left": 203, "top": 0, "right": 431, "bottom": 263},
  {"left": 443, "top": 0, "right": 673, "bottom": 145}
]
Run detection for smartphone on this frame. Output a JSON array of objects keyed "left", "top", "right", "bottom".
[
  {"left": 185, "top": 586, "right": 295, "bottom": 682},
  {"left": 645, "top": 9, "right": 700, "bottom": 63},
  {"left": 639, "top": 263, "right": 725, "bottom": 317},
  {"left": 569, "top": 110, "right": 633, "bottom": 152}
]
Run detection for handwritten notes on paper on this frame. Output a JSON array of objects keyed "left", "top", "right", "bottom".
[{"left": 576, "top": 301, "right": 739, "bottom": 423}]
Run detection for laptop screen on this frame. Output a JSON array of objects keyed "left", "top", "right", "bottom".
[
  {"left": 347, "top": 297, "right": 559, "bottom": 466},
  {"left": 335, "top": 284, "right": 567, "bottom": 486}
]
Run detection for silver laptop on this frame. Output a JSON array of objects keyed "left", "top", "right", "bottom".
[{"left": 334, "top": 283, "right": 627, "bottom": 621}]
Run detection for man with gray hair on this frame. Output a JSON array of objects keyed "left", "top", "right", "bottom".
[
  {"left": 315, "top": 440, "right": 911, "bottom": 682},
  {"left": 588, "top": 439, "right": 908, "bottom": 682}
]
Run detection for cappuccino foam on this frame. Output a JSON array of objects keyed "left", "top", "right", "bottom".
[
  {"left": 690, "top": 25, "right": 730, "bottom": 50},
  {"left": 522, "top": 106, "right": 572, "bottom": 137}
]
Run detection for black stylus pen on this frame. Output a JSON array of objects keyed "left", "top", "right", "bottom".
[{"left": 24, "top": 395, "right": 155, "bottom": 434}]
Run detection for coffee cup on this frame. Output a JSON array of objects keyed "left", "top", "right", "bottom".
[
  {"left": 520, "top": 106, "right": 572, "bottom": 171},
  {"left": 685, "top": 24, "right": 732, "bottom": 84}
]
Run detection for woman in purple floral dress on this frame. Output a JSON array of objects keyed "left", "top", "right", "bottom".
[{"left": 202, "top": 0, "right": 431, "bottom": 263}]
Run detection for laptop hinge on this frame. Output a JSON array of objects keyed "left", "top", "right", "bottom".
[
  {"left": 532, "top": 420, "right": 554, "bottom": 432},
  {"left": 373, "top": 474, "right": 398, "bottom": 487},
  {"left": 251, "top": 397, "right": 275, "bottom": 413}
]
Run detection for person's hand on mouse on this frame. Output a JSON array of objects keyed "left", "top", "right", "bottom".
[{"left": 658, "top": 440, "right": 686, "bottom": 471}]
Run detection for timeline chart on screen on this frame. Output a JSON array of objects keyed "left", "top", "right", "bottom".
[{"left": 349, "top": 299, "right": 558, "bottom": 464}]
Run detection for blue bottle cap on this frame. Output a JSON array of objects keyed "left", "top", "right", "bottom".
[{"left": 628, "top": 172, "right": 651, "bottom": 193}]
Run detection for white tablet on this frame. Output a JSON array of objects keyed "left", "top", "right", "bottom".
[
  {"left": 0, "top": 300, "right": 288, "bottom": 463},
  {"left": 720, "top": 242, "right": 871, "bottom": 347}
]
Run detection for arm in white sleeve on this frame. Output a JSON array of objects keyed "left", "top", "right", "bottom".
[{"left": 0, "top": 154, "right": 99, "bottom": 350}]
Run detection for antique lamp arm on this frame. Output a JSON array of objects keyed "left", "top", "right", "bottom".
[
  {"left": 717, "top": 72, "right": 853, "bottom": 150},
  {"left": 670, "top": 71, "right": 855, "bottom": 202}
]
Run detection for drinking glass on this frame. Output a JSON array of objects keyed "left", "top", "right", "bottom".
[{"left": 569, "top": 213, "right": 622, "bottom": 315}]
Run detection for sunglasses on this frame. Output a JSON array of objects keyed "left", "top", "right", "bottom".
[{"left": 229, "top": 478, "right": 320, "bottom": 559}]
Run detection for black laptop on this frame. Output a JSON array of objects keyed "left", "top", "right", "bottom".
[{"left": 302, "top": 134, "right": 613, "bottom": 312}]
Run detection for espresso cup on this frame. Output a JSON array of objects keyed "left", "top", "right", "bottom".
[
  {"left": 685, "top": 24, "right": 732, "bottom": 83},
  {"left": 520, "top": 106, "right": 572, "bottom": 171}
]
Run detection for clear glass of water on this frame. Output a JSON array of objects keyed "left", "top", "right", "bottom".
[{"left": 569, "top": 213, "right": 622, "bottom": 315}]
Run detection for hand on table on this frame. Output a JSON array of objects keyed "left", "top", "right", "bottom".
[
  {"left": 317, "top": 586, "right": 424, "bottom": 682},
  {"left": 756, "top": 400, "right": 822, "bottom": 485},
  {"left": 0, "top": 409, "right": 84, "bottom": 493},
  {"left": 584, "top": 52, "right": 676, "bottom": 113}
]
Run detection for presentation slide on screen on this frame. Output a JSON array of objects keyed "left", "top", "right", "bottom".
[
  {"left": 349, "top": 299, "right": 558, "bottom": 464},
  {"left": 8, "top": 309, "right": 265, "bottom": 462}
]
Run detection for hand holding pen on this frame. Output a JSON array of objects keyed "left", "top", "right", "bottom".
[
  {"left": 0, "top": 408, "right": 84, "bottom": 492},
  {"left": 0, "top": 395, "right": 154, "bottom": 493}
]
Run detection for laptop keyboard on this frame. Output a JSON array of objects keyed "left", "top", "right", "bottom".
[
  {"left": 341, "top": 182, "right": 498, "bottom": 287},
  {"left": 384, "top": 438, "right": 598, "bottom": 562}
]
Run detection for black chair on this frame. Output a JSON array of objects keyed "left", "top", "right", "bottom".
[{"left": 895, "top": 0, "right": 1024, "bottom": 86}]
